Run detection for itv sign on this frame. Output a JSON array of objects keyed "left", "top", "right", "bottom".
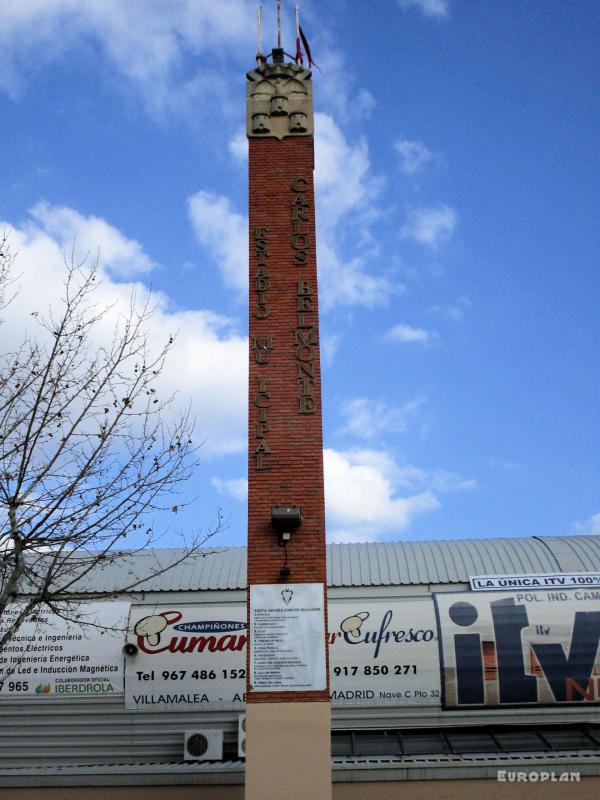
[{"left": 434, "top": 590, "right": 600, "bottom": 707}]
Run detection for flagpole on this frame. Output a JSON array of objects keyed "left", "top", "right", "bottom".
[
  {"left": 257, "top": 5, "right": 263, "bottom": 61},
  {"left": 295, "top": 6, "right": 300, "bottom": 64},
  {"left": 277, "top": 0, "right": 281, "bottom": 49}
]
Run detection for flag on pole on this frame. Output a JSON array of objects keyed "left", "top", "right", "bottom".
[
  {"left": 299, "top": 26, "right": 319, "bottom": 71},
  {"left": 295, "top": 6, "right": 303, "bottom": 64}
]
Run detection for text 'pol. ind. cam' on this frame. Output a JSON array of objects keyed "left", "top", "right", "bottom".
[{"left": 291, "top": 177, "right": 317, "bottom": 415}]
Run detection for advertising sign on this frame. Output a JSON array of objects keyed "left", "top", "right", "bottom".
[
  {"left": 0, "top": 602, "right": 128, "bottom": 697},
  {"left": 435, "top": 590, "right": 600, "bottom": 707},
  {"left": 328, "top": 599, "right": 441, "bottom": 705},
  {"left": 250, "top": 583, "right": 326, "bottom": 692},
  {"left": 470, "top": 573, "right": 600, "bottom": 592},
  {"left": 125, "top": 598, "right": 441, "bottom": 709},
  {"left": 126, "top": 604, "right": 247, "bottom": 709}
]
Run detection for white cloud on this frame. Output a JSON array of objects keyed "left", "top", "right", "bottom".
[
  {"left": 314, "top": 113, "right": 374, "bottom": 232},
  {"left": 393, "top": 465, "right": 476, "bottom": 493},
  {"left": 340, "top": 397, "right": 425, "bottom": 440},
  {"left": 397, "top": 0, "right": 450, "bottom": 19},
  {"left": 324, "top": 448, "right": 474, "bottom": 542},
  {"left": 430, "top": 296, "right": 471, "bottom": 322},
  {"left": 574, "top": 512, "right": 600, "bottom": 536},
  {"left": 355, "top": 89, "right": 377, "bottom": 118},
  {"left": 191, "top": 113, "right": 395, "bottom": 310},
  {"left": 223, "top": 111, "right": 399, "bottom": 310},
  {"left": 0, "top": 1, "right": 255, "bottom": 115},
  {"left": 317, "top": 242, "right": 395, "bottom": 309},
  {"left": 211, "top": 476, "right": 248, "bottom": 501},
  {"left": 327, "top": 528, "right": 377, "bottom": 545},
  {"left": 309, "top": 45, "right": 376, "bottom": 124},
  {"left": 394, "top": 139, "right": 436, "bottom": 174},
  {"left": 401, "top": 205, "right": 457, "bottom": 247},
  {"left": 489, "top": 458, "right": 522, "bottom": 472},
  {"left": 324, "top": 448, "right": 439, "bottom": 542},
  {"left": 314, "top": 112, "right": 395, "bottom": 308},
  {"left": 385, "top": 323, "right": 435, "bottom": 344},
  {"left": 1, "top": 204, "right": 247, "bottom": 457},
  {"left": 228, "top": 128, "right": 248, "bottom": 164},
  {"left": 29, "top": 201, "right": 156, "bottom": 278},
  {"left": 187, "top": 190, "right": 247, "bottom": 295},
  {"left": 320, "top": 331, "right": 341, "bottom": 367}
]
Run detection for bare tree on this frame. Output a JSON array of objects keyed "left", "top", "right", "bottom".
[
  {"left": 0, "top": 231, "right": 16, "bottom": 318},
  {"left": 0, "top": 238, "right": 222, "bottom": 651}
]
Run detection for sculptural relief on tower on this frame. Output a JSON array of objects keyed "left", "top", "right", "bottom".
[{"left": 246, "top": 60, "right": 313, "bottom": 139}]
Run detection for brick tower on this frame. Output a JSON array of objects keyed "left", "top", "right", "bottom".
[{"left": 245, "top": 47, "right": 332, "bottom": 800}]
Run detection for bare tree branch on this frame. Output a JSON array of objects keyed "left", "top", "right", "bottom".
[{"left": 0, "top": 240, "right": 225, "bottom": 652}]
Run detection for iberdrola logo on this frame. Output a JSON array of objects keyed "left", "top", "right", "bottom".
[{"left": 35, "top": 683, "right": 52, "bottom": 694}]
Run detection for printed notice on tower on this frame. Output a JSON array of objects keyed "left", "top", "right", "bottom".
[{"left": 250, "top": 583, "right": 326, "bottom": 691}]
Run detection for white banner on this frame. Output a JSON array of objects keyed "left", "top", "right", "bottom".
[
  {"left": 328, "top": 599, "right": 441, "bottom": 705},
  {"left": 470, "top": 573, "right": 600, "bottom": 591},
  {"left": 125, "top": 605, "right": 247, "bottom": 710},
  {"left": 250, "top": 583, "right": 326, "bottom": 692},
  {"left": 125, "top": 597, "right": 442, "bottom": 710},
  {"left": 435, "top": 590, "right": 600, "bottom": 707},
  {"left": 0, "top": 602, "right": 129, "bottom": 697}
]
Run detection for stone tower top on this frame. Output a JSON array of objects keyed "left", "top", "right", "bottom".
[{"left": 246, "top": 49, "right": 313, "bottom": 139}]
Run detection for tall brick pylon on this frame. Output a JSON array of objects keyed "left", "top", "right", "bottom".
[{"left": 244, "top": 48, "right": 332, "bottom": 800}]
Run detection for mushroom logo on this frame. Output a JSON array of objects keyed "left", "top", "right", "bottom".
[
  {"left": 340, "top": 611, "right": 370, "bottom": 639},
  {"left": 134, "top": 611, "right": 182, "bottom": 646}
]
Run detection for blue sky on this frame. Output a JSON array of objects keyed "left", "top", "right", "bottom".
[{"left": 1, "top": 0, "right": 598, "bottom": 547}]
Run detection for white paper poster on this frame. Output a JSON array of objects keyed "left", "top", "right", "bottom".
[
  {"left": 250, "top": 583, "right": 326, "bottom": 692},
  {"left": 0, "top": 602, "right": 129, "bottom": 697}
]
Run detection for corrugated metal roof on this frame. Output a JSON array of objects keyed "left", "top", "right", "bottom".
[
  {"left": 538, "top": 535, "right": 600, "bottom": 572},
  {"left": 21, "top": 535, "right": 600, "bottom": 595},
  {"left": 326, "top": 536, "right": 579, "bottom": 587},
  {"left": 22, "top": 547, "right": 248, "bottom": 595}
]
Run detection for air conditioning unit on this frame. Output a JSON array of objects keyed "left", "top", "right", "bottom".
[
  {"left": 183, "top": 729, "right": 223, "bottom": 761},
  {"left": 238, "top": 714, "right": 246, "bottom": 758}
]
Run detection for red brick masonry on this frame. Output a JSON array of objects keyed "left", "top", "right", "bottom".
[{"left": 246, "top": 135, "right": 329, "bottom": 704}]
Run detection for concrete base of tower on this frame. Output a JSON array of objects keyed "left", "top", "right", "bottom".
[{"left": 244, "top": 701, "right": 332, "bottom": 800}]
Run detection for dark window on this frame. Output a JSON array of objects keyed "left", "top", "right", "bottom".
[
  {"left": 400, "top": 731, "right": 447, "bottom": 755},
  {"left": 445, "top": 730, "right": 498, "bottom": 753},
  {"left": 331, "top": 734, "right": 353, "bottom": 757},
  {"left": 354, "top": 732, "right": 401, "bottom": 756},
  {"left": 494, "top": 730, "right": 548, "bottom": 752},
  {"left": 539, "top": 728, "right": 595, "bottom": 750},
  {"left": 331, "top": 724, "right": 600, "bottom": 759}
]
